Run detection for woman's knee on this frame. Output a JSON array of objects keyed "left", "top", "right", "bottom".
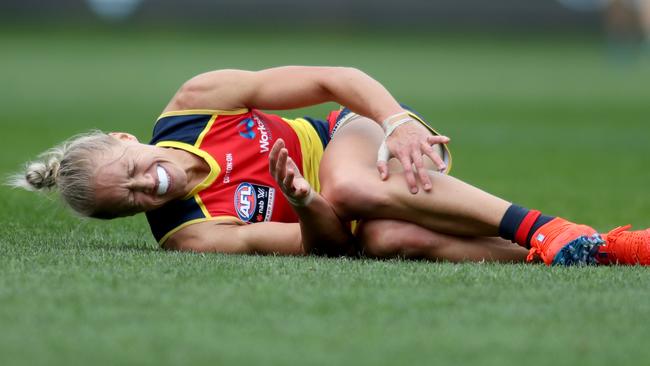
[
  {"left": 320, "top": 171, "right": 389, "bottom": 219},
  {"left": 357, "top": 220, "right": 395, "bottom": 258},
  {"left": 357, "top": 220, "right": 443, "bottom": 259}
]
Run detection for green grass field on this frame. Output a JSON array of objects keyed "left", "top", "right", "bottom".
[{"left": 1, "top": 26, "right": 650, "bottom": 365}]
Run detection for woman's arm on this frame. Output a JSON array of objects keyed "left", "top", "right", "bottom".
[
  {"left": 164, "top": 66, "right": 402, "bottom": 123},
  {"left": 164, "top": 66, "right": 449, "bottom": 194},
  {"left": 163, "top": 220, "right": 303, "bottom": 255},
  {"left": 268, "top": 139, "right": 355, "bottom": 256},
  {"left": 163, "top": 139, "right": 357, "bottom": 256},
  {"left": 162, "top": 207, "right": 353, "bottom": 256}
]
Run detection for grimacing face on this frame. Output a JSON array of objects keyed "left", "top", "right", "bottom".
[{"left": 91, "top": 133, "right": 193, "bottom": 217}]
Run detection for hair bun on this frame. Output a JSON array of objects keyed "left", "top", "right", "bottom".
[{"left": 24, "top": 157, "right": 61, "bottom": 191}]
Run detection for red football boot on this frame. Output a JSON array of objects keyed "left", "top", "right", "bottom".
[
  {"left": 527, "top": 218, "right": 604, "bottom": 266},
  {"left": 596, "top": 225, "right": 650, "bottom": 265}
]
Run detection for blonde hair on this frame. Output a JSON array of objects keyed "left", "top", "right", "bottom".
[{"left": 9, "top": 130, "right": 120, "bottom": 218}]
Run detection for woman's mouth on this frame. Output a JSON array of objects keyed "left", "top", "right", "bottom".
[{"left": 156, "top": 165, "right": 170, "bottom": 195}]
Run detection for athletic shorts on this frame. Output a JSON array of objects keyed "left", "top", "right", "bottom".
[{"left": 304, "top": 105, "right": 453, "bottom": 173}]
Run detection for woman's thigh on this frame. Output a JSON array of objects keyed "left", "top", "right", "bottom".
[
  {"left": 320, "top": 115, "right": 442, "bottom": 179},
  {"left": 318, "top": 115, "right": 508, "bottom": 236},
  {"left": 319, "top": 116, "right": 439, "bottom": 206},
  {"left": 318, "top": 116, "right": 446, "bottom": 217},
  {"left": 321, "top": 116, "right": 384, "bottom": 170}
]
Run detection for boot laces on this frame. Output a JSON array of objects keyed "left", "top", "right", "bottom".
[{"left": 603, "top": 224, "right": 641, "bottom": 263}]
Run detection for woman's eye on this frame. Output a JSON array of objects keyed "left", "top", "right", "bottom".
[{"left": 129, "top": 192, "right": 137, "bottom": 207}]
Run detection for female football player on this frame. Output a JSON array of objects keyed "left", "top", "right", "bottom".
[{"left": 12, "top": 66, "right": 650, "bottom": 265}]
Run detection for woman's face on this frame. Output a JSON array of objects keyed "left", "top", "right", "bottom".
[{"left": 92, "top": 133, "right": 191, "bottom": 217}]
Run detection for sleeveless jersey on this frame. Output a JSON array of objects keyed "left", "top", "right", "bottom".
[{"left": 145, "top": 108, "right": 333, "bottom": 244}]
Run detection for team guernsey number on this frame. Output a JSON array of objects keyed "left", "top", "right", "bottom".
[{"left": 234, "top": 182, "right": 275, "bottom": 223}]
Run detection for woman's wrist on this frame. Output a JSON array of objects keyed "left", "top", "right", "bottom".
[
  {"left": 381, "top": 111, "right": 418, "bottom": 136},
  {"left": 285, "top": 187, "right": 316, "bottom": 207},
  {"left": 377, "top": 108, "right": 409, "bottom": 126}
]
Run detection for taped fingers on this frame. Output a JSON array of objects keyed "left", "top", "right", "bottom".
[{"left": 376, "top": 140, "right": 390, "bottom": 180}]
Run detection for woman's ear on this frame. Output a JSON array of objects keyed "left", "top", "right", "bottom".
[{"left": 109, "top": 132, "right": 139, "bottom": 143}]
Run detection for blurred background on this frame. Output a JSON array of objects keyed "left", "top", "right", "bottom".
[
  {"left": 1, "top": 0, "right": 649, "bottom": 227},
  {"left": 2, "top": 0, "right": 649, "bottom": 224},
  {"left": 1, "top": 0, "right": 649, "bottom": 32},
  {"left": 1, "top": 2, "right": 650, "bottom": 365}
]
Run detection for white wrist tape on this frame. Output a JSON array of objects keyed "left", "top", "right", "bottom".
[
  {"left": 383, "top": 117, "right": 414, "bottom": 137},
  {"left": 377, "top": 113, "right": 417, "bottom": 163},
  {"left": 285, "top": 187, "right": 316, "bottom": 207},
  {"left": 382, "top": 110, "right": 417, "bottom": 136},
  {"left": 381, "top": 111, "right": 410, "bottom": 129}
]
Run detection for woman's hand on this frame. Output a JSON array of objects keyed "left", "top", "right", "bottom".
[
  {"left": 269, "top": 138, "right": 355, "bottom": 256},
  {"left": 377, "top": 112, "right": 450, "bottom": 194},
  {"left": 269, "top": 139, "right": 314, "bottom": 206}
]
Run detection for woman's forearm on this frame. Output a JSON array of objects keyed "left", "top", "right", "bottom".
[
  {"left": 319, "top": 67, "right": 405, "bottom": 123},
  {"left": 292, "top": 193, "right": 356, "bottom": 256}
]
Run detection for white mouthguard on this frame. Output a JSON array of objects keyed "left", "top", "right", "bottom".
[{"left": 156, "top": 165, "right": 169, "bottom": 195}]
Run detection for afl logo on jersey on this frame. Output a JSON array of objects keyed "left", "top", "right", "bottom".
[
  {"left": 233, "top": 182, "right": 275, "bottom": 223},
  {"left": 234, "top": 183, "right": 257, "bottom": 221}
]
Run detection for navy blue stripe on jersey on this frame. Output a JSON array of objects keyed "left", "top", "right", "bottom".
[
  {"left": 145, "top": 197, "right": 206, "bottom": 242},
  {"left": 302, "top": 116, "right": 331, "bottom": 148},
  {"left": 336, "top": 103, "right": 425, "bottom": 126},
  {"left": 336, "top": 103, "right": 426, "bottom": 123},
  {"left": 150, "top": 114, "right": 213, "bottom": 145}
]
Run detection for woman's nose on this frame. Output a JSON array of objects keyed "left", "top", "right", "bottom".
[{"left": 133, "top": 174, "right": 155, "bottom": 193}]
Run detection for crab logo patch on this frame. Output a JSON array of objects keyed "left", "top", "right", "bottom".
[
  {"left": 234, "top": 183, "right": 275, "bottom": 223},
  {"left": 238, "top": 118, "right": 256, "bottom": 139}
]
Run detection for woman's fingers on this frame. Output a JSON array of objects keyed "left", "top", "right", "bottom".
[
  {"left": 426, "top": 135, "right": 449, "bottom": 172},
  {"left": 421, "top": 141, "right": 447, "bottom": 172},
  {"left": 376, "top": 141, "right": 390, "bottom": 180},
  {"left": 376, "top": 160, "right": 389, "bottom": 180},
  {"left": 427, "top": 135, "right": 450, "bottom": 145},
  {"left": 396, "top": 151, "right": 418, "bottom": 194},
  {"left": 269, "top": 140, "right": 314, "bottom": 205},
  {"left": 411, "top": 149, "right": 432, "bottom": 191},
  {"left": 429, "top": 151, "right": 447, "bottom": 172},
  {"left": 276, "top": 147, "right": 288, "bottom": 182},
  {"left": 283, "top": 164, "right": 295, "bottom": 193},
  {"left": 269, "top": 138, "right": 285, "bottom": 179},
  {"left": 380, "top": 127, "right": 451, "bottom": 193}
]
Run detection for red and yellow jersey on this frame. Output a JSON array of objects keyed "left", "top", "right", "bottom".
[{"left": 145, "top": 108, "right": 334, "bottom": 244}]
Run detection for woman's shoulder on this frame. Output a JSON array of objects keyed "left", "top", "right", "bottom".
[{"left": 149, "top": 108, "right": 250, "bottom": 145}]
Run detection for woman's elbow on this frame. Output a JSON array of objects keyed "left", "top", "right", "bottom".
[
  {"left": 161, "top": 236, "right": 202, "bottom": 252},
  {"left": 166, "top": 78, "right": 205, "bottom": 111}
]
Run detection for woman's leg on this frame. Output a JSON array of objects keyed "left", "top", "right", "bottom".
[
  {"left": 319, "top": 116, "right": 650, "bottom": 266},
  {"left": 323, "top": 115, "right": 527, "bottom": 263},
  {"left": 320, "top": 116, "right": 510, "bottom": 237},
  {"left": 356, "top": 219, "right": 529, "bottom": 263}
]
